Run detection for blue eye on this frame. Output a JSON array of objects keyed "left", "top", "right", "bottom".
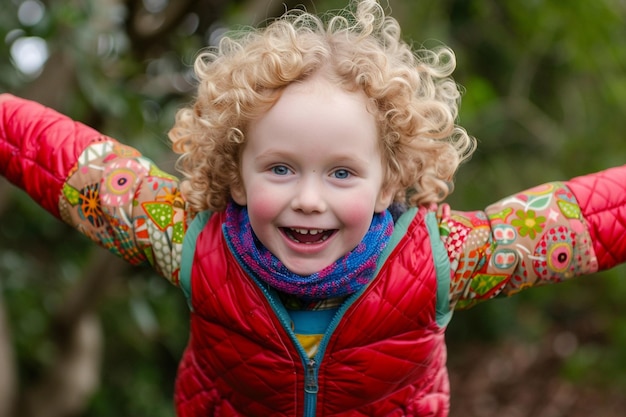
[
  {"left": 271, "top": 165, "right": 290, "bottom": 175},
  {"left": 333, "top": 169, "right": 350, "bottom": 179}
]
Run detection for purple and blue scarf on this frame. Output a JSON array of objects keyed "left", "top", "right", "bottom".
[{"left": 223, "top": 202, "right": 394, "bottom": 301}]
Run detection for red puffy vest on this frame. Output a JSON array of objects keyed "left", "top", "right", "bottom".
[{"left": 174, "top": 206, "right": 452, "bottom": 416}]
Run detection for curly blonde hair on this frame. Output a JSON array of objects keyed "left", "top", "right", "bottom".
[{"left": 169, "top": 0, "right": 475, "bottom": 213}]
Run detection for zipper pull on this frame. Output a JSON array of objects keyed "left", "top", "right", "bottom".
[{"left": 305, "top": 358, "right": 319, "bottom": 394}]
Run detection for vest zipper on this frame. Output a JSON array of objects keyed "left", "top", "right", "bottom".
[
  {"left": 301, "top": 290, "right": 365, "bottom": 416},
  {"left": 248, "top": 280, "right": 321, "bottom": 416},
  {"left": 304, "top": 358, "right": 319, "bottom": 416},
  {"left": 305, "top": 358, "right": 318, "bottom": 393},
  {"left": 249, "top": 279, "right": 366, "bottom": 416}
]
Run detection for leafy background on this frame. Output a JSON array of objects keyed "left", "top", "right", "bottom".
[{"left": 1, "top": 0, "right": 625, "bottom": 416}]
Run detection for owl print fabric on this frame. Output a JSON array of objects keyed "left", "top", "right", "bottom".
[
  {"left": 440, "top": 182, "right": 596, "bottom": 309},
  {"left": 59, "top": 139, "right": 189, "bottom": 285}
]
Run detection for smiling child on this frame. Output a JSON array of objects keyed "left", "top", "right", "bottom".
[{"left": 2, "top": 0, "right": 626, "bottom": 416}]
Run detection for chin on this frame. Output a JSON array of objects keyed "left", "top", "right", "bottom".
[
  {"left": 291, "top": 267, "right": 322, "bottom": 277},
  {"left": 285, "top": 261, "right": 332, "bottom": 277}
]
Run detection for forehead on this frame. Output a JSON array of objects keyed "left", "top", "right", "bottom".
[
  {"left": 244, "top": 78, "right": 382, "bottom": 163},
  {"left": 254, "top": 80, "right": 374, "bottom": 133}
]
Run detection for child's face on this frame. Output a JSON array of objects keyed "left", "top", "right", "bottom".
[{"left": 231, "top": 78, "right": 394, "bottom": 276}]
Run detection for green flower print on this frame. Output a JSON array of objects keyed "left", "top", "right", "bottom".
[{"left": 511, "top": 209, "right": 545, "bottom": 240}]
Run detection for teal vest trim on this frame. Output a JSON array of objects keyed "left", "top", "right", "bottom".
[
  {"left": 180, "top": 211, "right": 212, "bottom": 310},
  {"left": 425, "top": 211, "right": 452, "bottom": 327}
]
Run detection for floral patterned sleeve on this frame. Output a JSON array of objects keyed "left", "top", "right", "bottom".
[
  {"left": 59, "top": 139, "right": 191, "bottom": 286},
  {"left": 438, "top": 181, "right": 598, "bottom": 310}
]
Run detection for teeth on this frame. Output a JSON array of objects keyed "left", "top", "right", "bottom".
[
  {"left": 292, "top": 228, "right": 324, "bottom": 235},
  {"left": 286, "top": 228, "right": 331, "bottom": 244}
]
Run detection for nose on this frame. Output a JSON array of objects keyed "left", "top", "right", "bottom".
[{"left": 291, "top": 176, "right": 327, "bottom": 213}]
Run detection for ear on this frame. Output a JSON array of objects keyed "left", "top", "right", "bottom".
[
  {"left": 230, "top": 184, "right": 247, "bottom": 206},
  {"left": 374, "top": 187, "right": 395, "bottom": 213}
]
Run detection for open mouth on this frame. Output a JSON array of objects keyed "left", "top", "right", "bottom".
[{"left": 282, "top": 228, "right": 336, "bottom": 244}]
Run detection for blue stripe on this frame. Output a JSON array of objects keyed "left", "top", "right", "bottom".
[
  {"left": 425, "top": 211, "right": 453, "bottom": 327},
  {"left": 179, "top": 211, "right": 212, "bottom": 311}
]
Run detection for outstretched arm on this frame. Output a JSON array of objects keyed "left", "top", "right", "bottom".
[
  {"left": 440, "top": 165, "right": 626, "bottom": 309},
  {"left": 1, "top": 94, "right": 106, "bottom": 217},
  {"left": 0, "top": 94, "right": 189, "bottom": 285},
  {"left": 567, "top": 166, "right": 626, "bottom": 270}
]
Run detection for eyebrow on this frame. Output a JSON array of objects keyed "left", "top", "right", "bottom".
[
  {"left": 255, "top": 150, "right": 370, "bottom": 167},
  {"left": 254, "top": 149, "right": 289, "bottom": 162}
]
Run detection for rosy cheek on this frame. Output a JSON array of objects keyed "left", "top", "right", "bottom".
[
  {"left": 344, "top": 202, "right": 372, "bottom": 221},
  {"left": 246, "top": 193, "right": 278, "bottom": 222},
  {"left": 340, "top": 201, "right": 376, "bottom": 233}
]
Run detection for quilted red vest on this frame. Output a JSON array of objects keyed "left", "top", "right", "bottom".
[{"left": 174, "top": 207, "right": 452, "bottom": 416}]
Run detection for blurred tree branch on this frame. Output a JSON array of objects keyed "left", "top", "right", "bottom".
[
  {"left": 0, "top": 179, "right": 17, "bottom": 417},
  {"left": 0, "top": 290, "right": 17, "bottom": 417}
]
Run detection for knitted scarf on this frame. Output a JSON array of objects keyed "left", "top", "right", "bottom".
[{"left": 223, "top": 202, "right": 394, "bottom": 301}]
